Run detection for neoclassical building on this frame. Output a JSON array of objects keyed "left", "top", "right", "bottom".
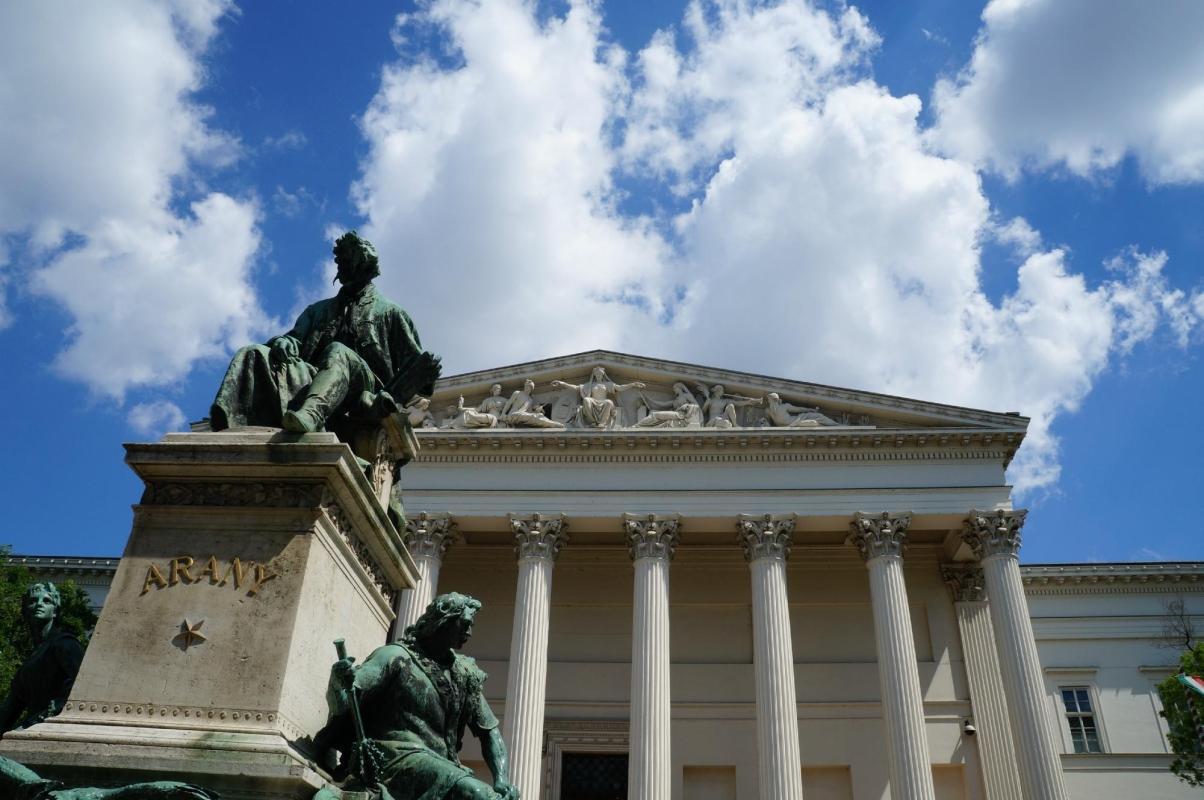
[{"left": 16, "top": 350, "right": 1203, "bottom": 800}]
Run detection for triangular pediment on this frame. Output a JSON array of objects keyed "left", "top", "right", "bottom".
[{"left": 410, "top": 350, "right": 1029, "bottom": 436}]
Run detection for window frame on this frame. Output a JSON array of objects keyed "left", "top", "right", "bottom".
[
  {"left": 1058, "top": 685, "right": 1105, "bottom": 754},
  {"left": 1043, "top": 667, "right": 1110, "bottom": 755}
]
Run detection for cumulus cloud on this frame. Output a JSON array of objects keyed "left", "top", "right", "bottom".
[
  {"left": 0, "top": 1, "right": 266, "bottom": 400},
  {"left": 352, "top": 0, "right": 1200, "bottom": 494},
  {"left": 930, "top": 0, "right": 1204, "bottom": 184},
  {"left": 353, "top": 0, "right": 674, "bottom": 367},
  {"left": 128, "top": 399, "right": 187, "bottom": 438}
]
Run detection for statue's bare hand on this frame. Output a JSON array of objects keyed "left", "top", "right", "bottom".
[
  {"left": 493, "top": 780, "right": 520, "bottom": 800},
  {"left": 331, "top": 656, "right": 356, "bottom": 691}
]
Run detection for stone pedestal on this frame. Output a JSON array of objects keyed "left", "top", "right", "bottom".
[{"left": 0, "top": 431, "right": 417, "bottom": 800}]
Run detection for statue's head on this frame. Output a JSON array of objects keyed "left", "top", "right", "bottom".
[
  {"left": 767, "top": 392, "right": 781, "bottom": 404},
  {"left": 711, "top": 384, "right": 724, "bottom": 396},
  {"left": 591, "top": 367, "right": 607, "bottom": 382},
  {"left": 332, "top": 231, "right": 381, "bottom": 287},
  {"left": 523, "top": 378, "right": 535, "bottom": 392},
  {"left": 405, "top": 591, "right": 482, "bottom": 650},
  {"left": 490, "top": 383, "right": 502, "bottom": 396},
  {"left": 22, "top": 582, "right": 61, "bottom": 627}
]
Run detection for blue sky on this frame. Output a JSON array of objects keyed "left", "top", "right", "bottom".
[{"left": 1, "top": 0, "right": 1202, "bottom": 563}]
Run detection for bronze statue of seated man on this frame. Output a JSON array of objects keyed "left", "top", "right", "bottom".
[{"left": 210, "top": 231, "right": 440, "bottom": 435}]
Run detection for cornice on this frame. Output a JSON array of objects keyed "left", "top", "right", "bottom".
[
  {"left": 9, "top": 556, "right": 120, "bottom": 576},
  {"left": 1022, "top": 563, "right": 1204, "bottom": 594},
  {"left": 434, "top": 349, "right": 1031, "bottom": 431},
  {"left": 415, "top": 427, "right": 1021, "bottom": 465}
]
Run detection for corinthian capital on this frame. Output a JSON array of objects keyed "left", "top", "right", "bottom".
[
  {"left": 961, "top": 509, "right": 1027, "bottom": 559},
  {"left": 940, "top": 564, "right": 986, "bottom": 602},
  {"left": 847, "top": 511, "right": 912, "bottom": 561},
  {"left": 403, "top": 512, "right": 456, "bottom": 559},
  {"left": 509, "top": 513, "right": 569, "bottom": 560},
  {"left": 624, "top": 513, "right": 681, "bottom": 561},
  {"left": 737, "top": 513, "right": 797, "bottom": 562}
]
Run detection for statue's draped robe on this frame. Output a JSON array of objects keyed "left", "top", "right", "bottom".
[
  {"left": 318, "top": 642, "right": 499, "bottom": 800},
  {"left": 0, "top": 629, "right": 83, "bottom": 734},
  {"left": 211, "top": 283, "right": 429, "bottom": 429},
  {"left": 574, "top": 382, "right": 623, "bottom": 428}
]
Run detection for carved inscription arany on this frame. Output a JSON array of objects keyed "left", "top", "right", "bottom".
[{"left": 141, "top": 556, "right": 278, "bottom": 597}]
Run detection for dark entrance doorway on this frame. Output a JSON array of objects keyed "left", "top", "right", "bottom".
[{"left": 560, "top": 752, "right": 629, "bottom": 800}]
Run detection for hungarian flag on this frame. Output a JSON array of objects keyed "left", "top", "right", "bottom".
[{"left": 1177, "top": 673, "right": 1204, "bottom": 698}]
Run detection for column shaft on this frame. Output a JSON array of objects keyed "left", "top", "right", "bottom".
[
  {"left": 393, "top": 554, "right": 441, "bottom": 635},
  {"left": 503, "top": 557, "right": 554, "bottom": 798},
  {"left": 629, "top": 556, "right": 671, "bottom": 800},
  {"left": 867, "top": 555, "right": 937, "bottom": 800},
  {"left": 391, "top": 513, "right": 455, "bottom": 640},
  {"left": 750, "top": 557, "right": 804, "bottom": 800},
  {"left": 963, "top": 510, "right": 1069, "bottom": 800},
  {"left": 503, "top": 513, "right": 568, "bottom": 800},
  {"left": 982, "top": 554, "right": 1068, "bottom": 800},
  {"left": 954, "top": 599, "right": 1023, "bottom": 800}
]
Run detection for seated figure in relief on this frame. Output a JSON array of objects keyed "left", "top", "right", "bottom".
[
  {"left": 502, "top": 380, "right": 565, "bottom": 428},
  {"left": 698, "top": 384, "right": 763, "bottom": 428},
  {"left": 762, "top": 392, "right": 838, "bottom": 427},
  {"left": 0, "top": 582, "right": 83, "bottom": 736},
  {"left": 209, "top": 231, "right": 441, "bottom": 434},
  {"left": 404, "top": 397, "right": 438, "bottom": 429},
  {"left": 447, "top": 384, "right": 508, "bottom": 429},
  {"left": 551, "top": 368, "right": 644, "bottom": 429},
  {"left": 634, "top": 382, "right": 704, "bottom": 428},
  {"left": 312, "top": 593, "right": 518, "bottom": 800}
]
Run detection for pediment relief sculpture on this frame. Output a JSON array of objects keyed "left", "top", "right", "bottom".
[{"left": 425, "top": 366, "right": 853, "bottom": 431}]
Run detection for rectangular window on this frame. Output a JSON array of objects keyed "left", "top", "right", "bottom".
[{"left": 1060, "top": 686, "right": 1103, "bottom": 753}]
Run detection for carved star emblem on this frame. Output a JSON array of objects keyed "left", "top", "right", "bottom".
[{"left": 174, "top": 619, "right": 206, "bottom": 650}]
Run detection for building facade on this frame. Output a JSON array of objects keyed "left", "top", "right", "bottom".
[{"left": 18, "top": 351, "right": 1203, "bottom": 799}]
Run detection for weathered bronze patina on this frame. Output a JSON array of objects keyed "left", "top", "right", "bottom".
[
  {"left": 313, "top": 593, "right": 519, "bottom": 800},
  {"left": 0, "top": 583, "right": 83, "bottom": 736},
  {"left": 210, "top": 231, "right": 441, "bottom": 435},
  {"left": 0, "top": 755, "right": 217, "bottom": 799}
]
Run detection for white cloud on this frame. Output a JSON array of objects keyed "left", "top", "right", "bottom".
[
  {"left": 0, "top": 1, "right": 267, "bottom": 400},
  {"left": 353, "top": 0, "right": 673, "bottom": 367},
  {"left": 352, "top": 0, "right": 1200, "bottom": 495},
  {"left": 128, "top": 399, "right": 187, "bottom": 438},
  {"left": 992, "top": 216, "right": 1041, "bottom": 258},
  {"left": 930, "top": 0, "right": 1204, "bottom": 184}
]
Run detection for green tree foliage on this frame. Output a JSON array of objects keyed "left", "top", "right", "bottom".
[
  {"left": 1157, "top": 643, "right": 1204, "bottom": 787},
  {"left": 0, "top": 547, "right": 98, "bottom": 699}
]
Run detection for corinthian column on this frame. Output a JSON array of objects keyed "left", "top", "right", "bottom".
[
  {"left": 941, "top": 565, "right": 1023, "bottom": 800},
  {"left": 738, "top": 514, "right": 804, "bottom": 800},
  {"left": 962, "top": 510, "right": 1068, "bottom": 800},
  {"left": 848, "top": 512, "right": 936, "bottom": 800},
  {"left": 625, "top": 513, "right": 680, "bottom": 800},
  {"left": 392, "top": 512, "right": 455, "bottom": 638},
  {"left": 503, "top": 513, "right": 568, "bottom": 800}
]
